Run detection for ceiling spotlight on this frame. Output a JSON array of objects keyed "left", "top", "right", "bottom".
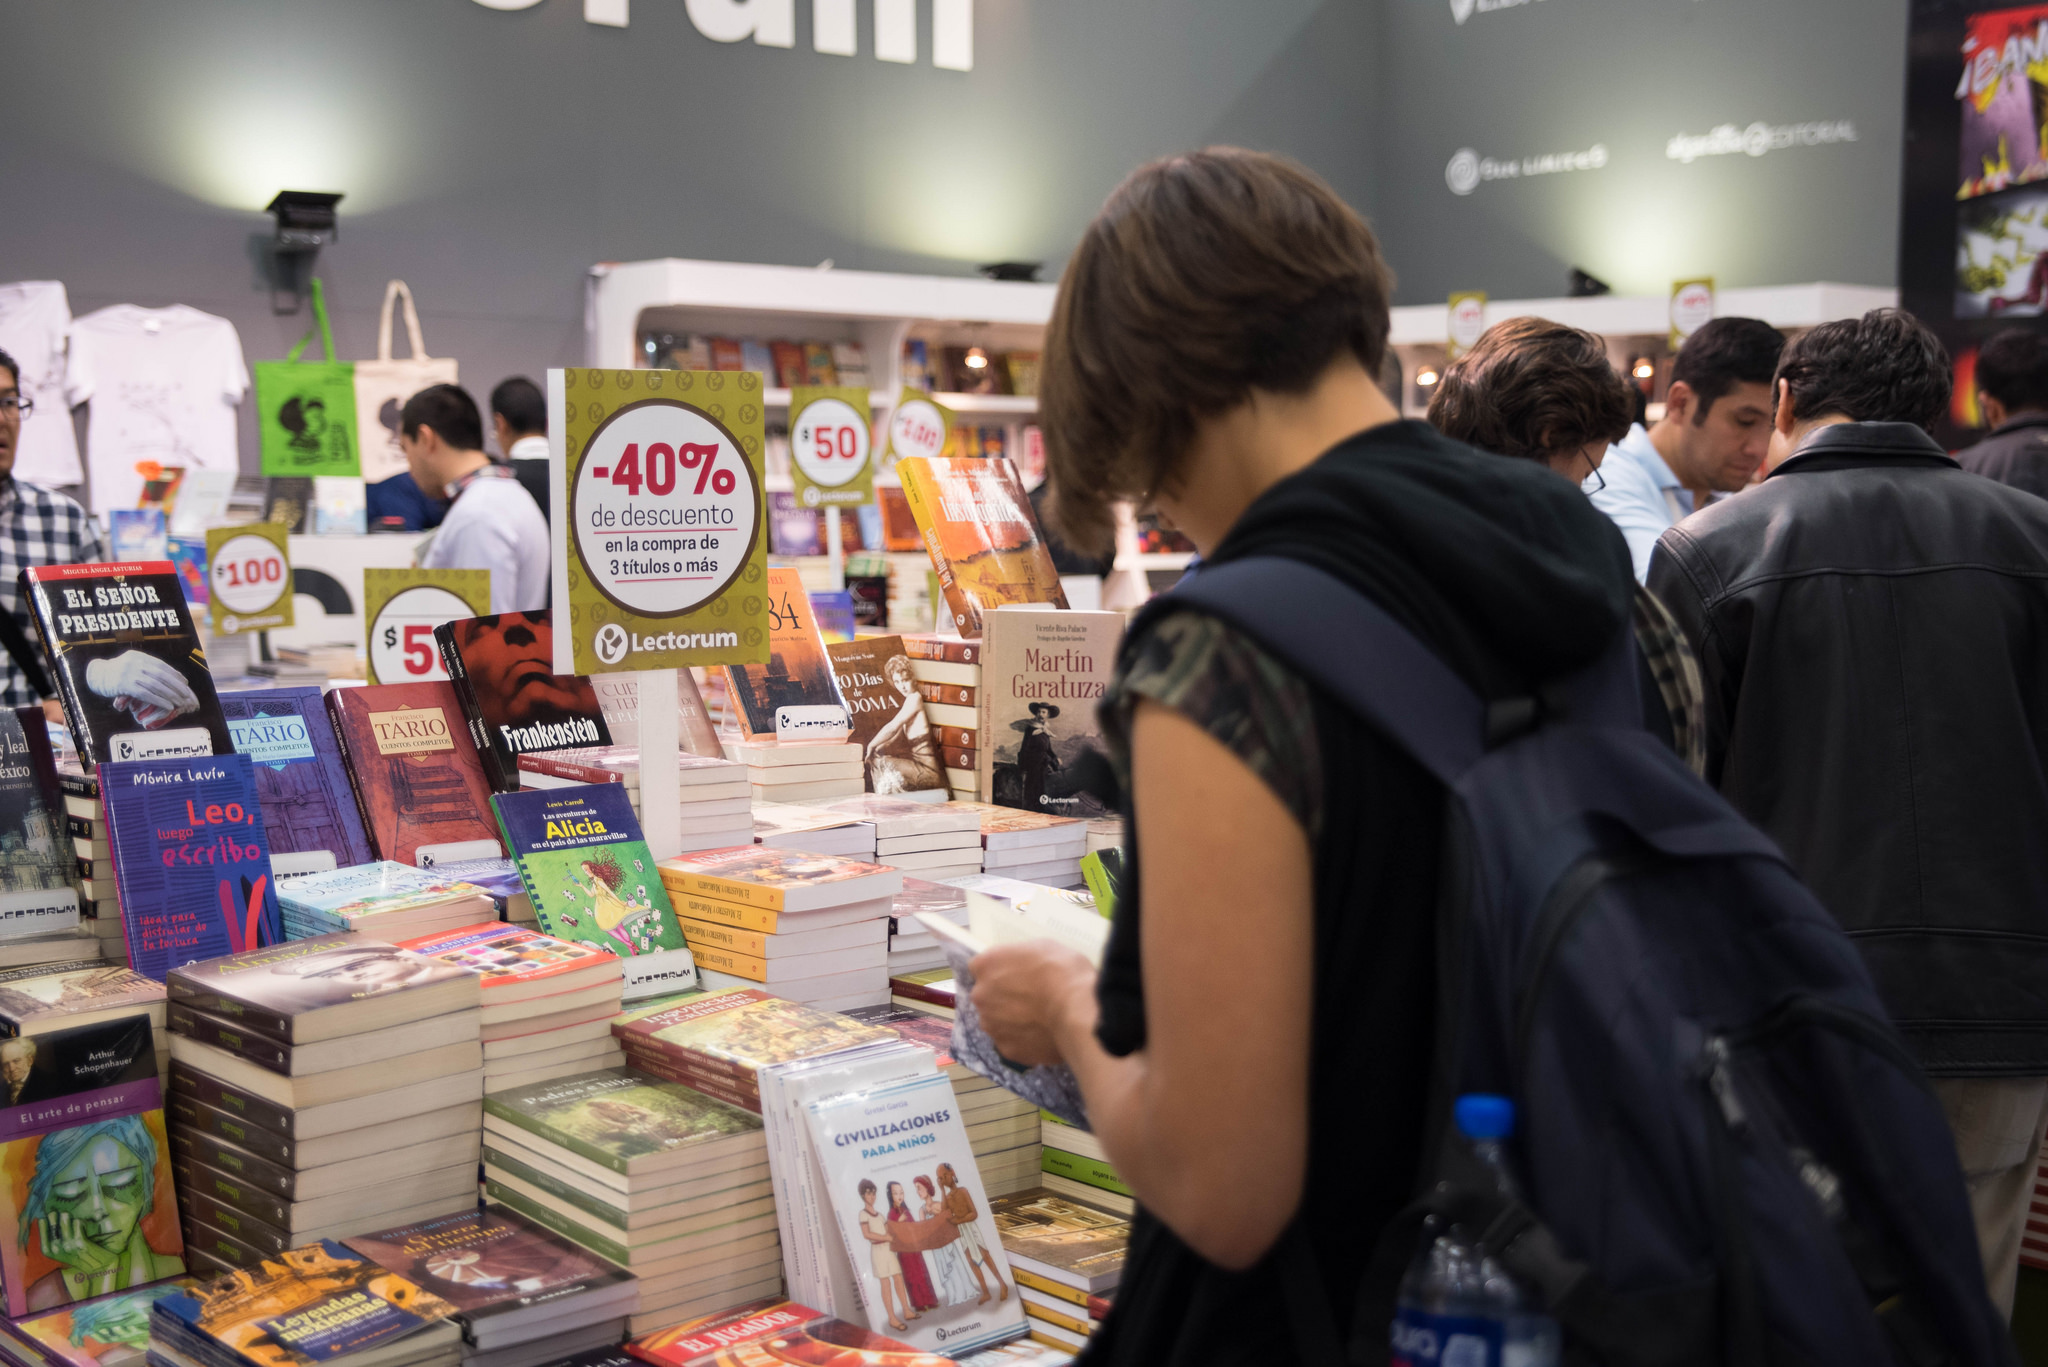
[
  {"left": 1415, "top": 367, "right": 1441, "bottom": 387},
  {"left": 964, "top": 346, "right": 990, "bottom": 370}
]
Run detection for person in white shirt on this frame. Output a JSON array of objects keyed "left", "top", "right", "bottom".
[
  {"left": 1588, "top": 318, "right": 1784, "bottom": 582},
  {"left": 490, "top": 376, "right": 551, "bottom": 523},
  {"left": 400, "top": 385, "right": 549, "bottom": 614}
]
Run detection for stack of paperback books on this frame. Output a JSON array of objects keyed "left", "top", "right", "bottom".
[
  {"left": 843, "top": 1003, "right": 1043, "bottom": 1198},
  {"left": 721, "top": 739, "right": 863, "bottom": 806},
  {"left": 655, "top": 850, "right": 901, "bottom": 1009},
  {"left": 607, "top": 987, "right": 899, "bottom": 1116},
  {"left": 56, "top": 766, "right": 129, "bottom": 966},
  {"left": 823, "top": 795, "right": 981, "bottom": 881},
  {"left": 163, "top": 935, "right": 485, "bottom": 1259},
  {"left": 418, "top": 858, "right": 536, "bottom": 928},
  {"left": 517, "top": 751, "right": 753, "bottom": 855},
  {"left": 398, "top": 923, "right": 627, "bottom": 1093},
  {"left": 957, "top": 805, "right": 1089, "bottom": 890},
  {"left": 150, "top": 1239, "right": 464, "bottom": 1367},
  {"left": 344, "top": 1206, "right": 640, "bottom": 1367},
  {"left": 0, "top": 961, "right": 170, "bottom": 1084},
  {"left": 901, "top": 634, "right": 981, "bottom": 799},
  {"left": 748, "top": 805, "right": 875, "bottom": 859},
  {"left": 276, "top": 863, "right": 496, "bottom": 943},
  {"left": 879, "top": 877, "right": 969, "bottom": 975},
  {"left": 1036, "top": 1114, "right": 1131, "bottom": 1216},
  {"left": 888, "top": 968, "right": 957, "bottom": 1018},
  {"left": 481, "top": 1068, "right": 780, "bottom": 1333},
  {"left": 989, "top": 1187, "right": 1129, "bottom": 1356}
]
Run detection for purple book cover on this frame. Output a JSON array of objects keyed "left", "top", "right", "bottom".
[
  {"left": 96, "top": 754, "right": 283, "bottom": 982},
  {"left": 221, "top": 687, "right": 374, "bottom": 878}
]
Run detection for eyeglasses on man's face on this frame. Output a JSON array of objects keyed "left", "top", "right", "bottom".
[{"left": 0, "top": 394, "right": 32, "bottom": 418}]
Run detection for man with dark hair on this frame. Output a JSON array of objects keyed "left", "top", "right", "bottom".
[
  {"left": 1649, "top": 308, "right": 2048, "bottom": 1321},
  {"left": 401, "top": 384, "right": 548, "bottom": 614},
  {"left": 1589, "top": 316, "right": 1785, "bottom": 580},
  {"left": 0, "top": 348, "right": 104, "bottom": 719},
  {"left": 1959, "top": 327, "right": 2048, "bottom": 499},
  {"left": 490, "top": 377, "right": 550, "bottom": 522}
]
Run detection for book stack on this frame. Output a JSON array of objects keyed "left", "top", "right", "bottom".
[
  {"left": 1036, "top": 1114, "right": 1132, "bottom": 1216},
  {"left": 345, "top": 1205, "right": 640, "bottom": 1367},
  {"left": 956, "top": 804, "right": 1089, "bottom": 890},
  {"left": 624, "top": 1297, "right": 932, "bottom": 1367},
  {"left": 150, "top": 1239, "right": 464, "bottom": 1367},
  {"left": 823, "top": 795, "right": 981, "bottom": 882},
  {"left": 481, "top": 1068, "right": 780, "bottom": 1334},
  {"left": 55, "top": 768, "right": 134, "bottom": 967},
  {"left": 418, "top": 857, "right": 537, "bottom": 927},
  {"left": 0, "top": 961, "right": 170, "bottom": 1085},
  {"left": 903, "top": 635, "right": 981, "bottom": 799},
  {"left": 608, "top": 987, "right": 901, "bottom": 1117},
  {"left": 518, "top": 751, "right": 753, "bottom": 855},
  {"left": 721, "top": 739, "right": 863, "bottom": 807},
  {"left": 655, "top": 849, "right": 900, "bottom": 1009},
  {"left": 399, "top": 923, "right": 627, "bottom": 1093},
  {"left": 889, "top": 967, "right": 957, "bottom": 1019},
  {"left": 748, "top": 805, "right": 874, "bottom": 859},
  {"left": 277, "top": 863, "right": 497, "bottom": 943},
  {"left": 3, "top": 1281, "right": 203, "bottom": 1367},
  {"left": 989, "top": 1187, "right": 1130, "bottom": 1357},
  {"left": 843, "top": 1003, "right": 1043, "bottom": 1197},
  {"left": 1086, "top": 818, "right": 1123, "bottom": 857},
  {"left": 164, "top": 935, "right": 485, "bottom": 1257},
  {"left": 879, "top": 877, "right": 967, "bottom": 975}
]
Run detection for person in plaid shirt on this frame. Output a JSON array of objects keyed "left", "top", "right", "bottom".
[{"left": 0, "top": 347, "right": 107, "bottom": 719}]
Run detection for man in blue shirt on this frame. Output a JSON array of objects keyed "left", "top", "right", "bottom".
[{"left": 1590, "top": 318, "right": 1784, "bottom": 581}]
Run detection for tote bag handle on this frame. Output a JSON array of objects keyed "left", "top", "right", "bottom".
[
  {"left": 377, "top": 279, "right": 430, "bottom": 361},
  {"left": 286, "top": 278, "right": 339, "bottom": 363}
]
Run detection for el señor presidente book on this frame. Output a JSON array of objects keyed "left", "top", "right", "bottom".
[
  {"left": 22, "top": 562, "right": 231, "bottom": 766},
  {"left": 490, "top": 785, "right": 697, "bottom": 1000},
  {"left": 894, "top": 458, "right": 1066, "bottom": 639},
  {"left": 435, "top": 611, "right": 613, "bottom": 795},
  {"left": 978, "top": 608, "right": 1121, "bottom": 821},
  {"left": 220, "top": 686, "right": 375, "bottom": 880},
  {"left": 326, "top": 682, "right": 503, "bottom": 869},
  {"left": 720, "top": 568, "right": 849, "bottom": 741},
  {"left": 95, "top": 754, "right": 283, "bottom": 982}
]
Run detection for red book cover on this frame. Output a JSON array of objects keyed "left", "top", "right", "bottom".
[
  {"left": 708, "top": 338, "right": 744, "bottom": 372},
  {"left": 913, "top": 681, "right": 974, "bottom": 707},
  {"left": 899, "top": 636, "right": 980, "bottom": 666},
  {"left": 768, "top": 342, "right": 809, "bottom": 389},
  {"left": 627, "top": 1297, "right": 942, "bottom": 1367},
  {"left": 930, "top": 724, "right": 977, "bottom": 750},
  {"left": 327, "top": 682, "right": 504, "bottom": 867}
]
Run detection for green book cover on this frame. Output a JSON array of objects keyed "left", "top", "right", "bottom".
[
  {"left": 489, "top": 784, "right": 698, "bottom": 1000},
  {"left": 480, "top": 1067, "right": 761, "bottom": 1176},
  {"left": 1040, "top": 1145, "right": 1131, "bottom": 1198}
]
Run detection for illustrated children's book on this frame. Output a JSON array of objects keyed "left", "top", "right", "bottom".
[
  {"left": 434, "top": 612, "right": 613, "bottom": 795},
  {"left": 22, "top": 562, "right": 232, "bottom": 766},
  {"left": 4, "top": 1278, "right": 200, "bottom": 1367},
  {"left": 95, "top": 754, "right": 283, "bottom": 982},
  {"left": 0, "top": 1015, "right": 185, "bottom": 1318},
  {"left": 806, "top": 1071, "right": 1025, "bottom": 1355},
  {"left": 894, "top": 458, "right": 1067, "bottom": 638},
  {"left": 0, "top": 708, "right": 80, "bottom": 939},
  {"left": 490, "top": 786, "right": 697, "bottom": 1001},
  {"left": 720, "top": 568, "right": 849, "bottom": 741},
  {"left": 326, "top": 682, "right": 503, "bottom": 868},
  {"left": 220, "top": 686, "right": 374, "bottom": 878}
]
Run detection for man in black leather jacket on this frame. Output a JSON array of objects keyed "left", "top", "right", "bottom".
[{"left": 1648, "top": 308, "right": 2048, "bottom": 1322}]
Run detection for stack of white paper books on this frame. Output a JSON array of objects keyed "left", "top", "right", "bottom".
[
  {"left": 722, "top": 736, "right": 864, "bottom": 805},
  {"left": 824, "top": 794, "right": 983, "bottom": 881},
  {"left": 956, "top": 803, "right": 1090, "bottom": 889},
  {"left": 751, "top": 804, "right": 877, "bottom": 858},
  {"left": 881, "top": 877, "right": 968, "bottom": 975},
  {"left": 519, "top": 748, "right": 754, "bottom": 853}
]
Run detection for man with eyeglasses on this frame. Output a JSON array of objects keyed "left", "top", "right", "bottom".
[{"left": 0, "top": 348, "right": 106, "bottom": 721}]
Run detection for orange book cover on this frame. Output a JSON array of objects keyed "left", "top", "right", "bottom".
[
  {"left": 719, "top": 568, "right": 848, "bottom": 740},
  {"left": 895, "top": 457, "right": 1067, "bottom": 638}
]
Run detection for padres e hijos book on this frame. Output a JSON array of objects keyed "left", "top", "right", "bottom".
[
  {"left": 436, "top": 610, "right": 614, "bottom": 795},
  {"left": 326, "top": 682, "right": 504, "bottom": 868},
  {"left": 895, "top": 457, "right": 1066, "bottom": 639},
  {"left": 219, "top": 686, "right": 374, "bottom": 879},
  {"left": 490, "top": 785, "right": 698, "bottom": 1001}
]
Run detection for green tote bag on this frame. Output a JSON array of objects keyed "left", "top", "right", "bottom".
[{"left": 256, "top": 278, "right": 360, "bottom": 477}]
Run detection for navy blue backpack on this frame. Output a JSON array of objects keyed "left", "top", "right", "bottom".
[{"left": 1150, "top": 557, "right": 2016, "bottom": 1367}]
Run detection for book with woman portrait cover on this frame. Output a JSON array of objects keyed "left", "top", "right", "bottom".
[
  {"left": 22, "top": 562, "right": 231, "bottom": 768},
  {"left": 0, "top": 1015, "right": 185, "bottom": 1318},
  {"left": 825, "top": 638, "right": 944, "bottom": 800},
  {"left": 489, "top": 787, "right": 697, "bottom": 1001},
  {"left": 435, "top": 611, "right": 614, "bottom": 795},
  {"left": 805, "top": 1071, "right": 1025, "bottom": 1355}
]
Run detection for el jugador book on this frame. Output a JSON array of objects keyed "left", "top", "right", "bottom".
[
  {"left": 326, "top": 682, "right": 503, "bottom": 868},
  {"left": 625, "top": 1297, "right": 938, "bottom": 1367},
  {"left": 22, "top": 561, "right": 231, "bottom": 766},
  {"left": 894, "top": 457, "right": 1067, "bottom": 638}
]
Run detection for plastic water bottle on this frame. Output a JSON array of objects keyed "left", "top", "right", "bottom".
[{"left": 1389, "top": 1095, "right": 1562, "bottom": 1367}]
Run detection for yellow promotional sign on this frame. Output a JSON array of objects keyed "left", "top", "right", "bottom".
[
  {"left": 790, "top": 385, "right": 875, "bottom": 510},
  {"left": 1448, "top": 292, "right": 1488, "bottom": 359},
  {"left": 362, "top": 568, "right": 492, "bottom": 685},
  {"left": 881, "top": 388, "right": 955, "bottom": 479},
  {"left": 551, "top": 368, "right": 769, "bottom": 676},
  {"left": 1670, "top": 277, "right": 1716, "bottom": 351},
  {"left": 204, "top": 523, "right": 293, "bottom": 636}
]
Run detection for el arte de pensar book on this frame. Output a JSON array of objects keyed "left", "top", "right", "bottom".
[
  {"left": 3, "top": 1277, "right": 200, "bottom": 1367},
  {"left": 894, "top": 458, "right": 1066, "bottom": 639},
  {"left": 806, "top": 1070, "right": 1025, "bottom": 1355},
  {"left": 0, "top": 1014, "right": 186, "bottom": 1319},
  {"left": 978, "top": 608, "right": 1121, "bottom": 820},
  {"left": 721, "top": 568, "right": 849, "bottom": 741},
  {"left": 326, "top": 682, "right": 504, "bottom": 869},
  {"left": 0, "top": 708, "right": 81, "bottom": 938},
  {"left": 95, "top": 754, "right": 284, "bottom": 982},
  {"left": 220, "top": 686, "right": 375, "bottom": 880},
  {"left": 826, "top": 637, "right": 944, "bottom": 800},
  {"left": 490, "top": 785, "right": 697, "bottom": 1000},
  {"left": 435, "top": 611, "right": 613, "bottom": 795},
  {"left": 22, "top": 562, "right": 231, "bottom": 767}
]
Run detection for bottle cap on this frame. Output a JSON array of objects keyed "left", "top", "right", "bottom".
[{"left": 1454, "top": 1093, "right": 1515, "bottom": 1141}]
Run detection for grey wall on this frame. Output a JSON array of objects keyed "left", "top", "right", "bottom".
[{"left": 0, "top": 0, "right": 1907, "bottom": 478}]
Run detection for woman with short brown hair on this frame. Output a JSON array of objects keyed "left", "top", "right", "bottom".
[{"left": 969, "top": 149, "right": 1634, "bottom": 1363}]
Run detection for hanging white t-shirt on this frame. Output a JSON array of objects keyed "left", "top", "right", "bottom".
[
  {"left": 67, "top": 304, "right": 249, "bottom": 514},
  {"left": 0, "top": 282, "right": 83, "bottom": 487}
]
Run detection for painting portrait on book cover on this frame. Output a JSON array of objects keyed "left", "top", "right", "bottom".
[
  {"left": 447, "top": 613, "right": 606, "bottom": 753},
  {"left": 0, "top": 1110, "right": 184, "bottom": 1315},
  {"left": 16, "top": 1279, "right": 196, "bottom": 1367}
]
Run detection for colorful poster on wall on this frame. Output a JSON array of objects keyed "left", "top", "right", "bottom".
[
  {"left": 362, "top": 568, "right": 492, "bottom": 685},
  {"left": 1957, "top": 186, "right": 2048, "bottom": 316},
  {"left": 548, "top": 369, "right": 768, "bottom": 677},
  {"left": 203, "top": 523, "right": 292, "bottom": 636},
  {"left": 1958, "top": 7, "right": 2048, "bottom": 201}
]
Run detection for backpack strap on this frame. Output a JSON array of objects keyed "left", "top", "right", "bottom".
[{"left": 1141, "top": 557, "right": 1487, "bottom": 786}]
